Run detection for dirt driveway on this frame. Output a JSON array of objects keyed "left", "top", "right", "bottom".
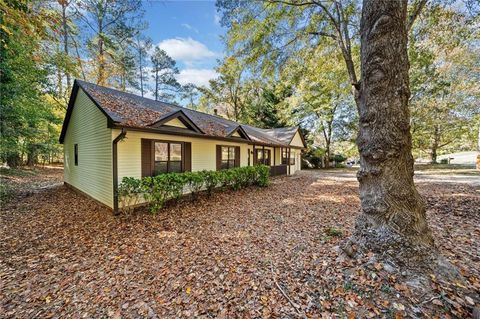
[{"left": 1, "top": 170, "right": 479, "bottom": 318}]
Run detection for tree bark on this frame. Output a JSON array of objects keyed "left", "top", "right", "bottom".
[
  {"left": 352, "top": 0, "right": 435, "bottom": 259},
  {"left": 431, "top": 125, "right": 439, "bottom": 164},
  {"left": 60, "top": 0, "right": 71, "bottom": 91}
]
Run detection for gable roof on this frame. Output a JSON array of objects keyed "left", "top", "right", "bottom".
[{"left": 59, "top": 80, "right": 306, "bottom": 148}]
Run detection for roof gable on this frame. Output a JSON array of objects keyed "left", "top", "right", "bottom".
[
  {"left": 148, "top": 110, "right": 204, "bottom": 134},
  {"left": 289, "top": 129, "right": 307, "bottom": 148},
  {"left": 227, "top": 126, "right": 250, "bottom": 140}
]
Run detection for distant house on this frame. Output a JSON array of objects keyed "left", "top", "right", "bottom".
[{"left": 59, "top": 80, "right": 306, "bottom": 211}]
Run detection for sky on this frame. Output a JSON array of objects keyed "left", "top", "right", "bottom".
[{"left": 142, "top": 1, "right": 225, "bottom": 88}]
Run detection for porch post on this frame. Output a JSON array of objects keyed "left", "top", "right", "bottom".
[
  {"left": 288, "top": 147, "right": 291, "bottom": 175},
  {"left": 262, "top": 145, "right": 265, "bottom": 165},
  {"left": 273, "top": 147, "right": 276, "bottom": 166},
  {"left": 252, "top": 145, "right": 255, "bottom": 165}
]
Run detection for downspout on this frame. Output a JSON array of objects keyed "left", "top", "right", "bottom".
[{"left": 113, "top": 128, "right": 127, "bottom": 215}]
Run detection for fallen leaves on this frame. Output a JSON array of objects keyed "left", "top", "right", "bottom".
[{"left": 0, "top": 169, "right": 478, "bottom": 318}]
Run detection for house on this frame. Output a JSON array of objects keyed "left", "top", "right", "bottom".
[{"left": 59, "top": 80, "right": 307, "bottom": 212}]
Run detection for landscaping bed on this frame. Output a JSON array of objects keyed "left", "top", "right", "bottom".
[{"left": 0, "top": 170, "right": 479, "bottom": 318}]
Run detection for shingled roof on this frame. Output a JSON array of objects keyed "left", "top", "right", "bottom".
[{"left": 59, "top": 80, "right": 306, "bottom": 148}]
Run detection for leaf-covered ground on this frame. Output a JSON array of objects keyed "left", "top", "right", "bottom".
[{"left": 0, "top": 170, "right": 479, "bottom": 318}]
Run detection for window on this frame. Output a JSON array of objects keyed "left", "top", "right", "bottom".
[
  {"left": 154, "top": 142, "right": 182, "bottom": 175},
  {"left": 221, "top": 146, "right": 236, "bottom": 169},
  {"left": 255, "top": 149, "right": 271, "bottom": 166},
  {"left": 282, "top": 148, "right": 295, "bottom": 165},
  {"left": 74, "top": 144, "right": 78, "bottom": 166}
]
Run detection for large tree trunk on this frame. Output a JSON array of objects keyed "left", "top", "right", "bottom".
[{"left": 352, "top": 0, "right": 436, "bottom": 261}]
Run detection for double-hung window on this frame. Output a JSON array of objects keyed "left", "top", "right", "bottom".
[
  {"left": 221, "top": 146, "right": 236, "bottom": 169},
  {"left": 255, "top": 149, "right": 271, "bottom": 166},
  {"left": 154, "top": 142, "right": 182, "bottom": 175}
]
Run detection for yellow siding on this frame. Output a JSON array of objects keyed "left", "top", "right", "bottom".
[
  {"left": 115, "top": 129, "right": 250, "bottom": 181},
  {"left": 63, "top": 89, "right": 113, "bottom": 207},
  {"left": 290, "top": 149, "right": 302, "bottom": 174},
  {"left": 163, "top": 117, "right": 187, "bottom": 128},
  {"left": 290, "top": 131, "right": 304, "bottom": 148}
]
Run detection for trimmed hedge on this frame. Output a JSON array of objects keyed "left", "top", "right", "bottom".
[{"left": 118, "top": 165, "right": 270, "bottom": 213}]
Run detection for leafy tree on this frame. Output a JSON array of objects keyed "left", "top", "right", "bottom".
[
  {"left": 216, "top": 0, "right": 469, "bottom": 271},
  {"left": 74, "top": 0, "right": 143, "bottom": 86},
  {"left": 0, "top": 0, "right": 60, "bottom": 166},
  {"left": 202, "top": 56, "right": 246, "bottom": 121},
  {"left": 409, "top": 5, "right": 480, "bottom": 162},
  {"left": 150, "top": 47, "right": 181, "bottom": 102},
  {"left": 243, "top": 81, "right": 291, "bottom": 128},
  {"left": 180, "top": 83, "right": 201, "bottom": 109},
  {"left": 132, "top": 33, "right": 152, "bottom": 97}
]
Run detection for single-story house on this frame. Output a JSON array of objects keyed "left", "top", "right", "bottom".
[{"left": 59, "top": 80, "right": 306, "bottom": 212}]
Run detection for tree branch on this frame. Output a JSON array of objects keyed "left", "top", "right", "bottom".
[
  {"left": 309, "top": 31, "right": 336, "bottom": 39},
  {"left": 407, "top": 0, "right": 428, "bottom": 31}
]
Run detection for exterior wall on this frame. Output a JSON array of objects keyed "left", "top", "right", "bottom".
[
  {"left": 115, "top": 129, "right": 250, "bottom": 182},
  {"left": 64, "top": 89, "right": 113, "bottom": 207},
  {"left": 289, "top": 149, "right": 302, "bottom": 174},
  {"left": 290, "top": 131, "right": 304, "bottom": 148}
]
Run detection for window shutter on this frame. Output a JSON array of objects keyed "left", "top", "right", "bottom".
[
  {"left": 141, "top": 139, "right": 152, "bottom": 177},
  {"left": 184, "top": 142, "right": 192, "bottom": 172},
  {"left": 253, "top": 149, "right": 258, "bottom": 165},
  {"left": 216, "top": 145, "right": 222, "bottom": 170},
  {"left": 234, "top": 146, "right": 240, "bottom": 167}
]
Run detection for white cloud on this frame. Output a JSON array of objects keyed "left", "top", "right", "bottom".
[
  {"left": 157, "top": 37, "right": 216, "bottom": 62},
  {"left": 181, "top": 23, "right": 199, "bottom": 33},
  {"left": 176, "top": 68, "right": 218, "bottom": 87}
]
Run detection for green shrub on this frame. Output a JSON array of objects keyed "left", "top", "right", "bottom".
[
  {"left": 255, "top": 165, "right": 270, "bottom": 187},
  {"left": 118, "top": 177, "right": 143, "bottom": 213},
  {"left": 202, "top": 170, "right": 219, "bottom": 196},
  {"left": 117, "top": 165, "right": 271, "bottom": 213},
  {"left": 141, "top": 176, "right": 171, "bottom": 213},
  {"left": 439, "top": 158, "right": 448, "bottom": 164},
  {"left": 0, "top": 182, "right": 13, "bottom": 204},
  {"left": 184, "top": 172, "right": 204, "bottom": 199}
]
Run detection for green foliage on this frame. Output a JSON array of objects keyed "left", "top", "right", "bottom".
[
  {"left": 183, "top": 172, "right": 204, "bottom": 198},
  {"left": 118, "top": 166, "right": 271, "bottom": 214},
  {"left": 324, "top": 226, "right": 343, "bottom": 237},
  {"left": 202, "top": 170, "right": 220, "bottom": 196},
  {"left": 118, "top": 177, "right": 143, "bottom": 213},
  {"left": 150, "top": 46, "right": 180, "bottom": 102},
  {"left": 0, "top": 182, "right": 13, "bottom": 204},
  {"left": 332, "top": 154, "right": 347, "bottom": 164},
  {"left": 0, "top": 0, "right": 62, "bottom": 166}
]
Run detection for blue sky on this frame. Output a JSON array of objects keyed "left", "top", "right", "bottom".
[{"left": 142, "top": 1, "right": 224, "bottom": 88}]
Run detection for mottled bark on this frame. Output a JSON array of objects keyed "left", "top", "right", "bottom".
[
  {"left": 431, "top": 125, "right": 439, "bottom": 164},
  {"left": 353, "top": 0, "right": 435, "bottom": 259}
]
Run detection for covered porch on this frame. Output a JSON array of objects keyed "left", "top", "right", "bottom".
[{"left": 251, "top": 145, "right": 299, "bottom": 176}]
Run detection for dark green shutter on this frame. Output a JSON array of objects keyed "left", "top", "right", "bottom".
[
  {"left": 141, "top": 139, "right": 152, "bottom": 177},
  {"left": 216, "top": 145, "right": 222, "bottom": 170},
  {"left": 184, "top": 142, "right": 192, "bottom": 172},
  {"left": 234, "top": 146, "right": 240, "bottom": 167}
]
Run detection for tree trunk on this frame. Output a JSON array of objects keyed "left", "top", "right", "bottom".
[
  {"left": 431, "top": 125, "right": 439, "bottom": 164},
  {"left": 477, "top": 124, "right": 480, "bottom": 170},
  {"left": 97, "top": 17, "right": 105, "bottom": 85},
  {"left": 60, "top": 0, "right": 71, "bottom": 91},
  {"left": 352, "top": 0, "right": 435, "bottom": 259}
]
